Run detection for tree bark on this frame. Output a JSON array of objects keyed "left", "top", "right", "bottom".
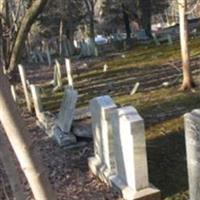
[
  {"left": 0, "top": 67, "right": 56, "bottom": 200},
  {"left": 0, "top": 127, "right": 26, "bottom": 200},
  {"left": 7, "top": 0, "right": 48, "bottom": 74},
  {"left": 139, "top": 0, "right": 152, "bottom": 38},
  {"left": 178, "top": 0, "right": 195, "bottom": 90},
  {"left": 122, "top": 3, "right": 131, "bottom": 41}
]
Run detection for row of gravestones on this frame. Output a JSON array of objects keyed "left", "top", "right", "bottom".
[
  {"left": 88, "top": 95, "right": 160, "bottom": 200},
  {"left": 88, "top": 95, "right": 200, "bottom": 200}
]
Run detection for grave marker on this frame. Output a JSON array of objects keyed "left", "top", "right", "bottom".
[
  {"left": 65, "top": 58, "right": 73, "bottom": 88},
  {"left": 110, "top": 106, "right": 160, "bottom": 200},
  {"left": 18, "top": 64, "right": 32, "bottom": 112},
  {"left": 56, "top": 86, "right": 78, "bottom": 133},
  {"left": 88, "top": 95, "right": 117, "bottom": 183},
  {"left": 10, "top": 85, "right": 17, "bottom": 103},
  {"left": 30, "top": 84, "right": 43, "bottom": 117},
  {"left": 184, "top": 109, "right": 200, "bottom": 200},
  {"left": 53, "top": 59, "right": 62, "bottom": 88}
]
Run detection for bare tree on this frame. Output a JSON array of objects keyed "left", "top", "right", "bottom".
[
  {"left": 178, "top": 0, "right": 195, "bottom": 90},
  {"left": 0, "top": 0, "right": 48, "bottom": 75},
  {"left": 0, "top": 67, "right": 56, "bottom": 200}
]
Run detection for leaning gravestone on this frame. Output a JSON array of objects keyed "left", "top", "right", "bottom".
[
  {"left": 52, "top": 86, "right": 78, "bottom": 146},
  {"left": 184, "top": 109, "right": 200, "bottom": 200},
  {"left": 88, "top": 96, "right": 117, "bottom": 183},
  {"left": 110, "top": 106, "right": 160, "bottom": 200},
  {"left": 56, "top": 86, "right": 78, "bottom": 132}
]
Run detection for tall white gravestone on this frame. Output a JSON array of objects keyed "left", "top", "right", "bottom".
[
  {"left": 88, "top": 95, "right": 117, "bottom": 183},
  {"left": 110, "top": 106, "right": 160, "bottom": 200},
  {"left": 184, "top": 109, "right": 200, "bottom": 200}
]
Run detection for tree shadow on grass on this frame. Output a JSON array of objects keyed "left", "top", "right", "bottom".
[{"left": 147, "top": 130, "right": 188, "bottom": 199}]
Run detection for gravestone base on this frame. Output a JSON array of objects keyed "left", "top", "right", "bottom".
[
  {"left": 88, "top": 157, "right": 113, "bottom": 184},
  {"left": 52, "top": 126, "right": 77, "bottom": 147},
  {"left": 110, "top": 176, "right": 160, "bottom": 200}
]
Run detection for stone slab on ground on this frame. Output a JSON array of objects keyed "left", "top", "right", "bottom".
[{"left": 52, "top": 125, "right": 77, "bottom": 147}]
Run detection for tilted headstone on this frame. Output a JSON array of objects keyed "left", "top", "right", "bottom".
[
  {"left": 184, "top": 109, "right": 200, "bottom": 200},
  {"left": 110, "top": 106, "right": 160, "bottom": 200},
  {"left": 56, "top": 86, "right": 78, "bottom": 133},
  {"left": 88, "top": 96, "right": 117, "bottom": 183}
]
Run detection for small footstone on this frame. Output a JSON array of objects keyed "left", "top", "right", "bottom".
[{"left": 52, "top": 126, "right": 77, "bottom": 147}]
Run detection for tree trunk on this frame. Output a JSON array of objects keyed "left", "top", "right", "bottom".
[
  {"left": 178, "top": 0, "right": 195, "bottom": 90},
  {"left": 0, "top": 127, "right": 26, "bottom": 200},
  {"left": 0, "top": 0, "right": 10, "bottom": 67},
  {"left": 139, "top": 0, "right": 152, "bottom": 38},
  {"left": 7, "top": 0, "right": 48, "bottom": 74},
  {"left": 122, "top": 3, "right": 131, "bottom": 41},
  {"left": 0, "top": 68, "right": 56, "bottom": 200}
]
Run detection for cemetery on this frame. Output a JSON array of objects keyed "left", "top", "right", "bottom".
[
  {"left": 1, "top": 36, "right": 199, "bottom": 199},
  {"left": 1, "top": 1, "right": 200, "bottom": 200}
]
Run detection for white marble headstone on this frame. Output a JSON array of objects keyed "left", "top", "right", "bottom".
[
  {"left": 110, "top": 106, "right": 160, "bottom": 200},
  {"left": 88, "top": 95, "right": 117, "bottom": 182}
]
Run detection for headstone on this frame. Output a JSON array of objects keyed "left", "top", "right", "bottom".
[
  {"left": 65, "top": 58, "right": 73, "bottom": 88},
  {"left": 110, "top": 106, "right": 160, "bottom": 200},
  {"left": 30, "top": 84, "right": 43, "bottom": 117},
  {"left": 18, "top": 64, "right": 32, "bottom": 112},
  {"left": 184, "top": 109, "right": 200, "bottom": 200},
  {"left": 10, "top": 85, "right": 17, "bottom": 103},
  {"left": 103, "top": 64, "right": 108, "bottom": 72},
  {"left": 152, "top": 33, "right": 160, "bottom": 46},
  {"left": 56, "top": 86, "right": 78, "bottom": 133},
  {"left": 88, "top": 96, "right": 117, "bottom": 183},
  {"left": 53, "top": 60, "right": 62, "bottom": 88},
  {"left": 167, "top": 34, "right": 173, "bottom": 45},
  {"left": 46, "top": 44, "right": 52, "bottom": 66}
]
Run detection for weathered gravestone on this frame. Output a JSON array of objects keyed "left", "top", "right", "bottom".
[
  {"left": 110, "top": 106, "right": 160, "bottom": 200},
  {"left": 184, "top": 109, "right": 200, "bottom": 200},
  {"left": 52, "top": 86, "right": 78, "bottom": 146},
  {"left": 88, "top": 96, "right": 117, "bottom": 183},
  {"left": 56, "top": 86, "right": 78, "bottom": 132}
]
